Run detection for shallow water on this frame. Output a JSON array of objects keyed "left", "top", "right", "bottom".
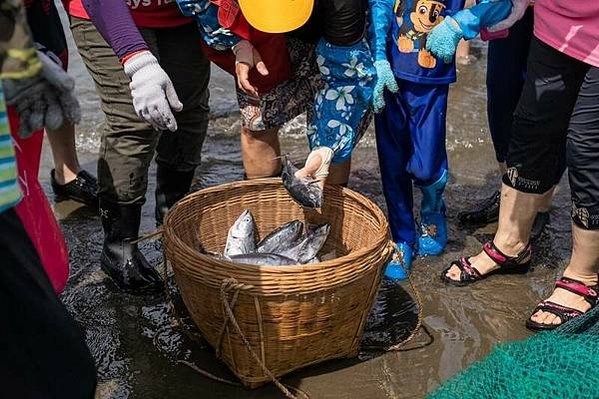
[{"left": 43, "top": 19, "right": 574, "bottom": 399}]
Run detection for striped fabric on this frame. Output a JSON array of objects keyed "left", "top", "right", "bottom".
[{"left": 0, "top": 83, "right": 21, "bottom": 214}]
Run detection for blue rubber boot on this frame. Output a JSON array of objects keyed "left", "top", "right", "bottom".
[
  {"left": 418, "top": 170, "right": 448, "bottom": 256},
  {"left": 384, "top": 241, "right": 414, "bottom": 281}
]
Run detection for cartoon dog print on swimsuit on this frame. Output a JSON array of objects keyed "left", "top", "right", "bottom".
[{"left": 395, "top": 0, "right": 446, "bottom": 69}]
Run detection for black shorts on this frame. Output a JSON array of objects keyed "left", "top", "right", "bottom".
[
  {"left": 504, "top": 37, "right": 599, "bottom": 230},
  {"left": 0, "top": 209, "right": 97, "bottom": 398}
]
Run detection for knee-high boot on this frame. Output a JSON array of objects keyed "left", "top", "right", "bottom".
[
  {"left": 99, "top": 198, "right": 162, "bottom": 293},
  {"left": 418, "top": 170, "right": 448, "bottom": 256}
]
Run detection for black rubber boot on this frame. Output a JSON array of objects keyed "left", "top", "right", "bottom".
[
  {"left": 99, "top": 199, "right": 163, "bottom": 293},
  {"left": 155, "top": 166, "right": 195, "bottom": 226},
  {"left": 458, "top": 191, "right": 501, "bottom": 226}
]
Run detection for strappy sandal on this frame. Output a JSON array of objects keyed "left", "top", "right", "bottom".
[
  {"left": 441, "top": 240, "right": 532, "bottom": 287},
  {"left": 526, "top": 277, "right": 599, "bottom": 332}
]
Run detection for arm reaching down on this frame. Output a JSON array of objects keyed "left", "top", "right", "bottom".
[
  {"left": 82, "top": 0, "right": 183, "bottom": 132},
  {"left": 368, "top": 0, "right": 398, "bottom": 113}
]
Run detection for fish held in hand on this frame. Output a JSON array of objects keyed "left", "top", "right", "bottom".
[
  {"left": 256, "top": 220, "right": 304, "bottom": 254},
  {"left": 224, "top": 210, "right": 257, "bottom": 257},
  {"left": 229, "top": 253, "right": 297, "bottom": 266},
  {"left": 281, "top": 155, "right": 323, "bottom": 209}
]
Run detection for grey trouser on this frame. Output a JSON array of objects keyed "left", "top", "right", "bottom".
[{"left": 71, "top": 18, "right": 210, "bottom": 205}]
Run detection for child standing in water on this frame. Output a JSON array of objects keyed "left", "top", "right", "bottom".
[{"left": 369, "top": 0, "right": 511, "bottom": 279}]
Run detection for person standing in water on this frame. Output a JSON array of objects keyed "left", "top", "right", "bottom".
[
  {"left": 442, "top": 0, "right": 599, "bottom": 332},
  {"left": 235, "top": 0, "right": 376, "bottom": 189},
  {"left": 457, "top": 0, "right": 554, "bottom": 243},
  {"left": 369, "top": 0, "right": 511, "bottom": 280},
  {"left": 176, "top": 0, "right": 322, "bottom": 181},
  {"left": 62, "top": 0, "right": 211, "bottom": 293}
]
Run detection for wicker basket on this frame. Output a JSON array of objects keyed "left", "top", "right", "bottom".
[{"left": 163, "top": 179, "right": 392, "bottom": 388}]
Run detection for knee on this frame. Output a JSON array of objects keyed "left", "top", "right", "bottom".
[
  {"left": 411, "top": 164, "right": 441, "bottom": 185},
  {"left": 242, "top": 127, "right": 280, "bottom": 145}
]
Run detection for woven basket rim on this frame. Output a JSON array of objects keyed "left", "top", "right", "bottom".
[{"left": 163, "top": 178, "right": 390, "bottom": 274}]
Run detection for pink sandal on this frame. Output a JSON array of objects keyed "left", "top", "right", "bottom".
[
  {"left": 441, "top": 240, "right": 532, "bottom": 287},
  {"left": 526, "top": 276, "right": 599, "bottom": 332}
]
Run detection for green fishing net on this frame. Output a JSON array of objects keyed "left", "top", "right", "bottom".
[{"left": 428, "top": 306, "right": 599, "bottom": 399}]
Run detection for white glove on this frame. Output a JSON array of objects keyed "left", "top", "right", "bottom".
[
  {"left": 488, "top": 0, "right": 530, "bottom": 32},
  {"left": 123, "top": 51, "right": 182, "bottom": 132},
  {"left": 3, "top": 51, "right": 81, "bottom": 138}
]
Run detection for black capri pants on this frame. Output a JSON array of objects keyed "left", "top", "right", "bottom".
[{"left": 504, "top": 37, "right": 599, "bottom": 230}]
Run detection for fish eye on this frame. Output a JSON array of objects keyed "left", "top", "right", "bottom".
[
  {"left": 418, "top": 5, "right": 427, "bottom": 14},
  {"left": 433, "top": 10, "right": 439, "bottom": 17}
]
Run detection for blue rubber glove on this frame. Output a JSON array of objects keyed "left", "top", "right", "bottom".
[
  {"left": 368, "top": 0, "right": 397, "bottom": 112},
  {"left": 372, "top": 60, "right": 398, "bottom": 113},
  {"left": 425, "top": 16, "right": 464, "bottom": 64}
]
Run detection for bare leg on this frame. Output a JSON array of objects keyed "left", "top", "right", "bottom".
[
  {"left": 445, "top": 183, "right": 544, "bottom": 280},
  {"left": 47, "top": 123, "right": 81, "bottom": 185},
  {"left": 529, "top": 225, "right": 599, "bottom": 326},
  {"left": 328, "top": 160, "right": 351, "bottom": 186},
  {"left": 456, "top": 40, "right": 472, "bottom": 65},
  {"left": 240, "top": 127, "right": 281, "bottom": 179}
]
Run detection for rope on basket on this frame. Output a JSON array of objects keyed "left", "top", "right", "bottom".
[
  {"left": 161, "top": 261, "right": 309, "bottom": 399},
  {"left": 220, "top": 278, "right": 307, "bottom": 399},
  {"left": 130, "top": 227, "right": 164, "bottom": 245},
  {"left": 361, "top": 241, "right": 433, "bottom": 352}
]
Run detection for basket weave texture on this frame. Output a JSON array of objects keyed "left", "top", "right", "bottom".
[{"left": 163, "top": 179, "right": 392, "bottom": 388}]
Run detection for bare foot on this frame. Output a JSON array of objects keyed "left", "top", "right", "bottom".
[
  {"left": 444, "top": 241, "right": 530, "bottom": 282},
  {"left": 529, "top": 271, "right": 597, "bottom": 326}
]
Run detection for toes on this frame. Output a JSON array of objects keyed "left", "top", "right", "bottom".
[
  {"left": 538, "top": 311, "right": 553, "bottom": 325},
  {"left": 530, "top": 310, "right": 562, "bottom": 326},
  {"left": 445, "top": 265, "right": 461, "bottom": 281},
  {"left": 530, "top": 310, "right": 545, "bottom": 323}
]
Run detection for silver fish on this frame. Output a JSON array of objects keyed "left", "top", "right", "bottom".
[
  {"left": 277, "top": 223, "right": 331, "bottom": 264},
  {"left": 224, "top": 210, "right": 257, "bottom": 257},
  {"left": 256, "top": 220, "right": 304, "bottom": 253},
  {"left": 281, "top": 155, "right": 323, "bottom": 209},
  {"left": 298, "top": 224, "right": 330, "bottom": 264},
  {"left": 229, "top": 253, "right": 297, "bottom": 266}
]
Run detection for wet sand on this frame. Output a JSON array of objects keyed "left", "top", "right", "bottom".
[{"left": 43, "top": 25, "right": 574, "bottom": 399}]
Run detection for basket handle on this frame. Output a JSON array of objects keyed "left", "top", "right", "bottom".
[{"left": 130, "top": 227, "right": 164, "bottom": 245}]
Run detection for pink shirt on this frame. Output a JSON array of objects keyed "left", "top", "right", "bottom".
[
  {"left": 534, "top": 0, "right": 599, "bottom": 67},
  {"left": 535, "top": 0, "right": 599, "bottom": 67}
]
